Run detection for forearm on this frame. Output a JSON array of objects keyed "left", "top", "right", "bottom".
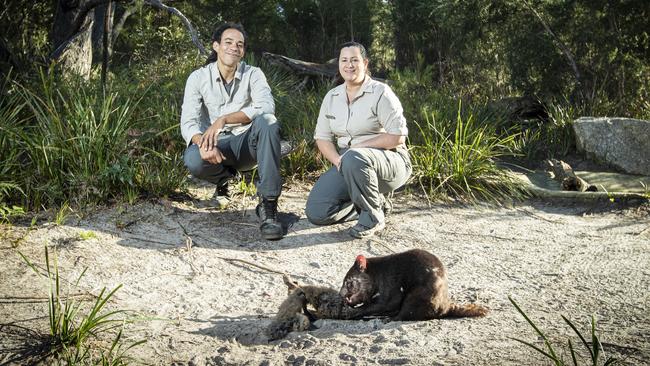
[
  {"left": 352, "top": 133, "right": 405, "bottom": 150},
  {"left": 315, "top": 139, "right": 341, "bottom": 166},
  {"left": 214, "top": 111, "right": 252, "bottom": 129}
]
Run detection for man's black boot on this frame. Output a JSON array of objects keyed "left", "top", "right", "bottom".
[{"left": 255, "top": 197, "right": 284, "bottom": 240}]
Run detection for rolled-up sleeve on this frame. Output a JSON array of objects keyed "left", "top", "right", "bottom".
[
  {"left": 241, "top": 68, "right": 275, "bottom": 121},
  {"left": 180, "top": 72, "right": 204, "bottom": 146},
  {"left": 313, "top": 95, "right": 333, "bottom": 142},
  {"left": 377, "top": 87, "right": 408, "bottom": 136}
]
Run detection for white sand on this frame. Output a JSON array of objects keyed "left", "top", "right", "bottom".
[{"left": 1, "top": 184, "right": 649, "bottom": 365}]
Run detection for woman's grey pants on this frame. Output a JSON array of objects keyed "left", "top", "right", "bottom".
[
  {"left": 305, "top": 147, "right": 411, "bottom": 228},
  {"left": 183, "top": 114, "right": 282, "bottom": 199}
]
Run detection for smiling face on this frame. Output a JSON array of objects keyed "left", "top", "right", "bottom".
[
  {"left": 338, "top": 46, "right": 368, "bottom": 86},
  {"left": 213, "top": 28, "right": 245, "bottom": 68}
]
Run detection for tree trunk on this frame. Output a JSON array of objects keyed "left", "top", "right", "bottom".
[
  {"left": 92, "top": 2, "right": 116, "bottom": 64},
  {"left": 101, "top": 0, "right": 113, "bottom": 87},
  {"left": 52, "top": 0, "right": 95, "bottom": 79}
]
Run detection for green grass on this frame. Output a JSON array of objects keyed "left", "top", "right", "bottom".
[
  {"left": 509, "top": 296, "right": 621, "bottom": 366},
  {"left": 0, "top": 54, "right": 595, "bottom": 213},
  {"left": 18, "top": 247, "right": 144, "bottom": 364},
  {"left": 409, "top": 102, "right": 528, "bottom": 202}
]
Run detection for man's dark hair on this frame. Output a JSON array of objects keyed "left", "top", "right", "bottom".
[{"left": 204, "top": 22, "right": 248, "bottom": 66}]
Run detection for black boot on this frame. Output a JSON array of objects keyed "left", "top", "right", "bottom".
[{"left": 256, "top": 197, "right": 284, "bottom": 240}]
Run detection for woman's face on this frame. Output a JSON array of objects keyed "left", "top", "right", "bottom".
[{"left": 339, "top": 46, "right": 368, "bottom": 85}]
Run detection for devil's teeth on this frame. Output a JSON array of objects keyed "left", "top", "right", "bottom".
[{"left": 353, "top": 303, "right": 364, "bottom": 308}]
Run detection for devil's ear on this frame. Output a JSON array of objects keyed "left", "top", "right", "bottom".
[{"left": 355, "top": 255, "right": 367, "bottom": 272}]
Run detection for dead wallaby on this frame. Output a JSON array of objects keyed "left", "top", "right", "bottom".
[
  {"left": 340, "top": 249, "right": 488, "bottom": 321},
  {"left": 265, "top": 275, "right": 361, "bottom": 340}
]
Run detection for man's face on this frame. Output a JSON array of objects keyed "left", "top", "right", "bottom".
[{"left": 213, "top": 28, "right": 245, "bottom": 68}]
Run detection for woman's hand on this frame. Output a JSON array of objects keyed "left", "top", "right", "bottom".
[
  {"left": 334, "top": 155, "right": 342, "bottom": 171},
  {"left": 315, "top": 140, "right": 343, "bottom": 170}
]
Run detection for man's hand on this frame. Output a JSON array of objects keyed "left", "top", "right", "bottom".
[
  {"left": 200, "top": 116, "right": 226, "bottom": 151},
  {"left": 199, "top": 145, "right": 226, "bottom": 164}
]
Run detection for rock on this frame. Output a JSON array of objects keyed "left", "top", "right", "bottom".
[
  {"left": 339, "top": 353, "right": 357, "bottom": 362},
  {"left": 573, "top": 117, "right": 650, "bottom": 175}
]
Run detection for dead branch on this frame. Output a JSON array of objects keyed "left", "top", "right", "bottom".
[
  {"left": 144, "top": 0, "right": 207, "bottom": 55},
  {"left": 523, "top": 1, "right": 582, "bottom": 93},
  {"left": 544, "top": 159, "right": 597, "bottom": 192},
  {"left": 51, "top": 0, "right": 206, "bottom": 62}
]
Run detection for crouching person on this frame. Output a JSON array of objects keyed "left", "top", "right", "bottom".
[
  {"left": 180, "top": 22, "right": 284, "bottom": 240},
  {"left": 305, "top": 42, "right": 411, "bottom": 238}
]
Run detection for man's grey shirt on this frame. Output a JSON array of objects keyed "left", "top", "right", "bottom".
[{"left": 180, "top": 61, "right": 275, "bottom": 146}]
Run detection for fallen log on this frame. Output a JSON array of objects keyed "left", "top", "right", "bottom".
[
  {"left": 544, "top": 159, "right": 597, "bottom": 192},
  {"left": 261, "top": 52, "right": 387, "bottom": 83},
  {"left": 262, "top": 52, "right": 338, "bottom": 79}
]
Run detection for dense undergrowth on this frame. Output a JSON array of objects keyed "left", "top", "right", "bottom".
[{"left": 1, "top": 54, "right": 647, "bottom": 220}]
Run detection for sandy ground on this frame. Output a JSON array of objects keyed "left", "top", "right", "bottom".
[{"left": 1, "top": 183, "right": 649, "bottom": 365}]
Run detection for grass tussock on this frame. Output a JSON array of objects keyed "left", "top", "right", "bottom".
[
  {"left": 17, "top": 247, "right": 144, "bottom": 364},
  {"left": 409, "top": 102, "right": 527, "bottom": 202},
  {"left": 0, "top": 54, "right": 609, "bottom": 215},
  {"left": 509, "top": 296, "right": 621, "bottom": 366}
]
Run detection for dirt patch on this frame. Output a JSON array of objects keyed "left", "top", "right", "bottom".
[{"left": 1, "top": 184, "right": 649, "bottom": 365}]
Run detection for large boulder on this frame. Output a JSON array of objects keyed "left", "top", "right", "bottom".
[{"left": 573, "top": 117, "right": 650, "bottom": 176}]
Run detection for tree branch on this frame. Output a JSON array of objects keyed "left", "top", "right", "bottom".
[
  {"left": 111, "top": 1, "right": 138, "bottom": 45},
  {"left": 523, "top": 1, "right": 582, "bottom": 91},
  {"left": 51, "top": 0, "right": 206, "bottom": 61},
  {"left": 143, "top": 0, "right": 207, "bottom": 55}
]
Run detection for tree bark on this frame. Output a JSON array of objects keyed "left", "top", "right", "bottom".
[
  {"left": 52, "top": 0, "right": 95, "bottom": 79},
  {"left": 101, "top": 0, "right": 113, "bottom": 87},
  {"left": 50, "top": 0, "right": 206, "bottom": 79}
]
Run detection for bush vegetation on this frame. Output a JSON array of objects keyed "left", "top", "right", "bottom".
[{"left": 1, "top": 0, "right": 648, "bottom": 215}]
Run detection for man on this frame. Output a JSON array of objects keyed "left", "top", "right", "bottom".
[{"left": 181, "top": 22, "right": 284, "bottom": 240}]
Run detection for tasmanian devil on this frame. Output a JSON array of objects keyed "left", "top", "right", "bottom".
[{"left": 340, "top": 249, "right": 488, "bottom": 321}]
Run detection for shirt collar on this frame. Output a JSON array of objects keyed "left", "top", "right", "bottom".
[
  {"left": 212, "top": 61, "right": 245, "bottom": 82},
  {"left": 331, "top": 76, "right": 376, "bottom": 99}
]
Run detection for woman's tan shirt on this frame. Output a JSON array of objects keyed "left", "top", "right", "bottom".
[{"left": 314, "top": 78, "right": 408, "bottom": 149}]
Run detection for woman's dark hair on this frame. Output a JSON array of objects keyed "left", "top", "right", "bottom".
[
  {"left": 339, "top": 41, "right": 368, "bottom": 61},
  {"left": 335, "top": 41, "right": 371, "bottom": 84},
  {"left": 204, "top": 22, "right": 248, "bottom": 66}
]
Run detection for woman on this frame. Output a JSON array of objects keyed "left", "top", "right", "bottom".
[{"left": 305, "top": 42, "right": 411, "bottom": 238}]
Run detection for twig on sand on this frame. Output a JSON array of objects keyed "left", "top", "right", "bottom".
[
  {"left": 0, "top": 293, "right": 95, "bottom": 304},
  {"left": 366, "top": 237, "right": 396, "bottom": 254},
  {"left": 515, "top": 208, "right": 562, "bottom": 224},
  {"left": 215, "top": 256, "right": 314, "bottom": 283},
  {"left": 435, "top": 230, "right": 535, "bottom": 242},
  {"left": 216, "top": 257, "right": 284, "bottom": 275}
]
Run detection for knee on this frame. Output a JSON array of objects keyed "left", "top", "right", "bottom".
[
  {"left": 340, "top": 149, "right": 371, "bottom": 174},
  {"left": 254, "top": 114, "right": 280, "bottom": 135},
  {"left": 305, "top": 198, "right": 334, "bottom": 226},
  {"left": 184, "top": 145, "right": 206, "bottom": 177}
]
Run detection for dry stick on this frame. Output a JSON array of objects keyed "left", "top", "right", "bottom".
[
  {"left": 435, "top": 229, "right": 535, "bottom": 242},
  {"left": 174, "top": 219, "right": 315, "bottom": 283},
  {"left": 174, "top": 220, "right": 200, "bottom": 274},
  {"left": 143, "top": 0, "right": 207, "bottom": 55},
  {"left": 515, "top": 207, "right": 562, "bottom": 224},
  {"left": 522, "top": 0, "right": 582, "bottom": 94},
  {"left": 0, "top": 293, "right": 95, "bottom": 304},
  {"left": 216, "top": 256, "right": 315, "bottom": 284},
  {"left": 367, "top": 237, "right": 396, "bottom": 254}
]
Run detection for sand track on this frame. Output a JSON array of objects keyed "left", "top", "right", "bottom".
[{"left": 1, "top": 185, "right": 649, "bottom": 365}]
